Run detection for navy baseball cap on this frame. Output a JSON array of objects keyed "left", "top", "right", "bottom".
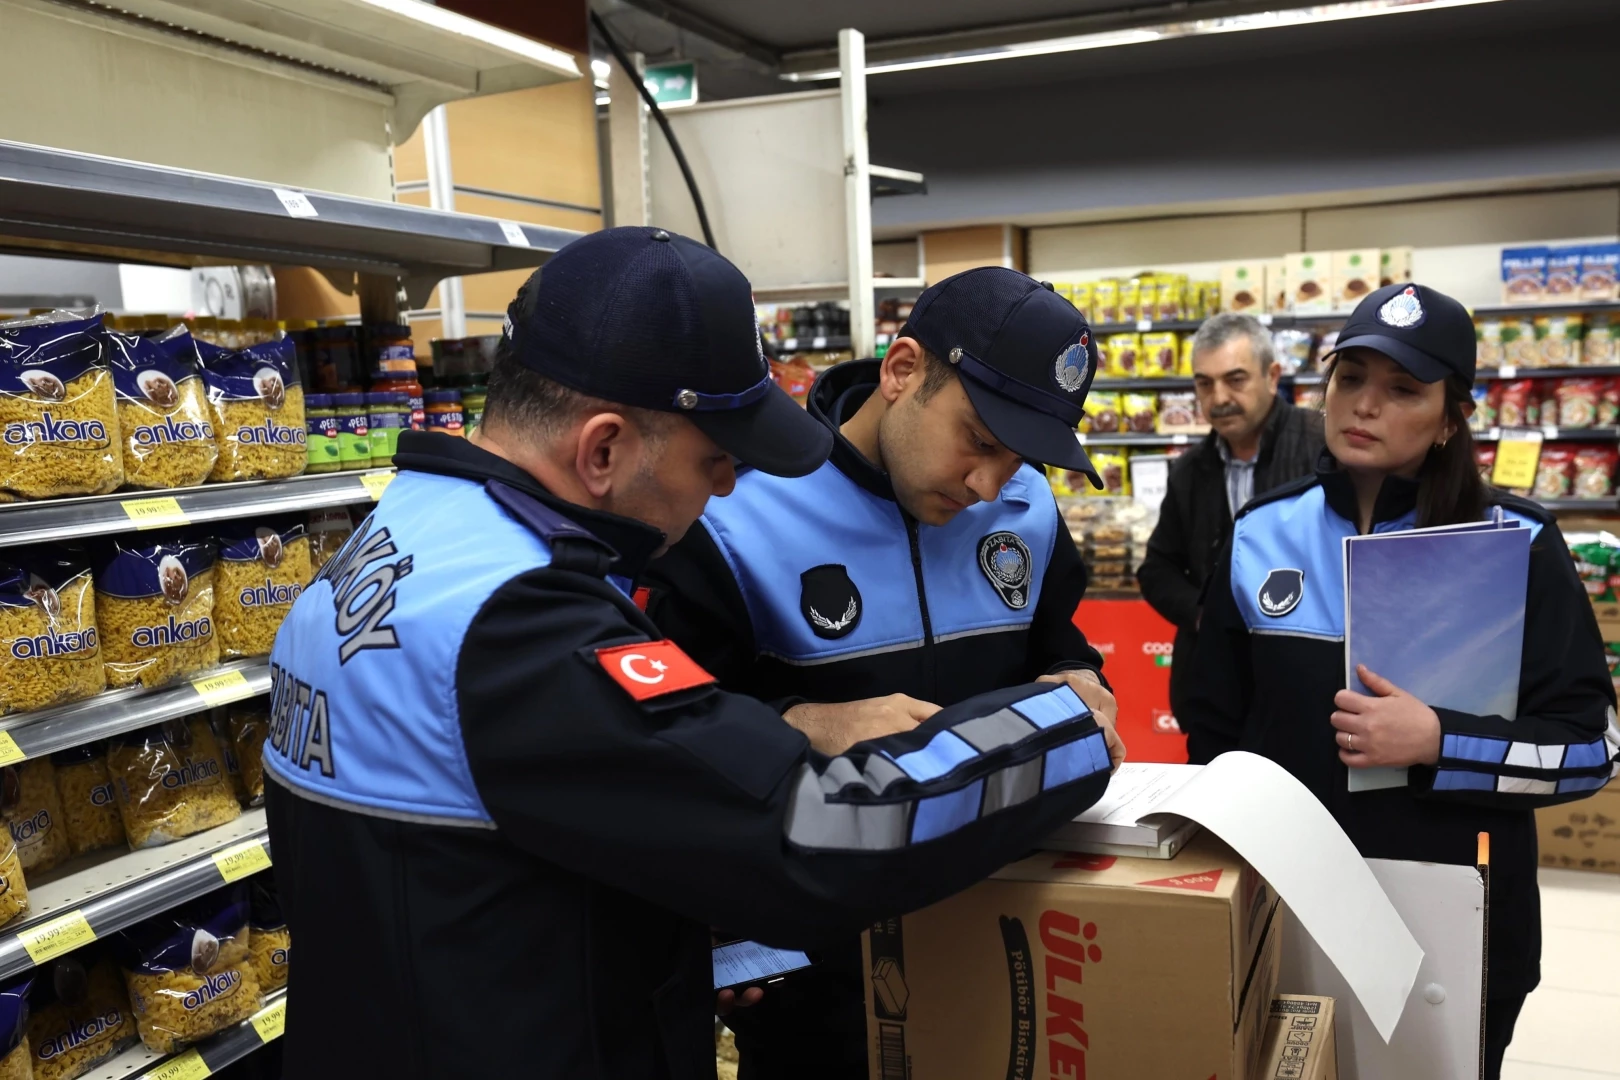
[
  {"left": 1322, "top": 282, "right": 1476, "bottom": 387},
  {"left": 900, "top": 268, "right": 1101, "bottom": 487},
  {"left": 503, "top": 226, "right": 831, "bottom": 477}
]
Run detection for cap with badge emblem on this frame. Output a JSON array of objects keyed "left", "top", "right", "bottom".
[
  {"left": 900, "top": 267, "right": 1101, "bottom": 487},
  {"left": 501, "top": 226, "right": 832, "bottom": 477},
  {"left": 1320, "top": 281, "right": 1477, "bottom": 386}
]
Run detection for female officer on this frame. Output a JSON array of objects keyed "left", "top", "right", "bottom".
[{"left": 1180, "top": 281, "right": 1619, "bottom": 1079}]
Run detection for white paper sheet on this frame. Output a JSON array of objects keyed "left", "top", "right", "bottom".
[
  {"left": 1071, "top": 761, "right": 1200, "bottom": 830},
  {"left": 1149, "top": 752, "right": 1425, "bottom": 1042}
]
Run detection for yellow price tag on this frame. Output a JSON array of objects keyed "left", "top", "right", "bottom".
[
  {"left": 0, "top": 732, "right": 24, "bottom": 767},
  {"left": 360, "top": 471, "right": 394, "bottom": 501},
  {"left": 212, "top": 839, "right": 271, "bottom": 883},
  {"left": 17, "top": 910, "right": 96, "bottom": 964},
  {"left": 190, "top": 669, "right": 254, "bottom": 707},
  {"left": 121, "top": 496, "right": 190, "bottom": 529},
  {"left": 1492, "top": 432, "right": 1544, "bottom": 490},
  {"left": 250, "top": 998, "right": 287, "bottom": 1043},
  {"left": 146, "top": 1048, "right": 211, "bottom": 1080}
]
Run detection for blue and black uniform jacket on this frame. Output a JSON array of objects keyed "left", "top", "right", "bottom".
[{"left": 1182, "top": 459, "right": 1620, "bottom": 997}]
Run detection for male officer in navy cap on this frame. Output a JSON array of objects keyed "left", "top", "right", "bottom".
[
  {"left": 263, "top": 231, "right": 1117, "bottom": 1079},
  {"left": 644, "top": 267, "right": 1125, "bottom": 1080}
]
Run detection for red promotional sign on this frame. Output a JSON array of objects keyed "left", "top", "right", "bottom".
[
  {"left": 595, "top": 640, "right": 715, "bottom": 701},
  {"left": 1072, "top": 597, "right": 1187, "bottom": 764}
]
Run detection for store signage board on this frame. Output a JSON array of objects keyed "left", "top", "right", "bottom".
[
  {"left": 1492, "top": 429, "right": 1542, "bottom": 489},
  {"left": 1131, "top": 455, "right": 1170, "bottom": 514},
  {"left": 644, "top": 62, "right": 698, "bottom": 108}
]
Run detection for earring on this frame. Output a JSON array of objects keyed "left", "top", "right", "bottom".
[{"left": 1433, "top": 439, "right": 1448, "bottom": 450}]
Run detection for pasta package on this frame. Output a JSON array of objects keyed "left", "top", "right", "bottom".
[
  {"left": 0, "top": 547, "right": 105, "bottom": 715},
  {"left": 116, "top": 885, "right": 260, "bottom": 1054},
  {"left": 0, "top": 973, "right": 30, "bottom": 1080},
  {"left": 108, "top": 717, "right": 241, "bottom": 850},
  {"left": 3, "top": 759, "right": 71, "bottom": 874},
  {"left": 0, "top": 826, "right": 29, "bottom": 929},
  {"left": 0, "top": 312, "right": 123, "bottom": 500},
  {"left": 306, "top": 507, "right": 353, "bottom": 572},
  {"left": 208, "top": 712, "right": 247, "bottom": 806},
  {"left": 52, "top": 744, "right": 125, "bottom": 857},
  {"left": 214, "top": 518, "right": 311, "bottom": 659},
  {"left": 248, "top": 878, "right": 288, "bottom": 992},
  {"left": 197, "top": 338, "right": 306, "bottom": 481},
  {"left": 109, "top": 328, "right": 217, "bottom": 490},
  {"left": 28, "top": 948, "right": 138, "bottom": 1080},
  {"left": 94, "top": 533, "right": 217, "bottom": 689},
  {"left": 228, "top": 703, "right": 267, "bottom": 807}
]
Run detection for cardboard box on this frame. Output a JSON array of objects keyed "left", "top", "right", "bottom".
[
  {"left": 1286, "top": 253, "right": 1332, "bottom": 313},
  {"left": 864, "top": 832, "right": 1283, "bottom": 1080},
  {"left": 1380, "top": 246, "right": 1414, "bottom": 288},
  {"left": 1255, "top": 995, "right": 1338, "bottom": 1080},
  {"left": 1537, "top": 786, "right": 1620, "bottom": 874},
  {"left": 1221, "top": 262, "right": 1265, "bottom": 315},
  {"left": 1266, "top": 260, "right": 1289, "bottom": 315},
  {"left": 1331, "top": 250, "right": 1380, "bottom": 310}
]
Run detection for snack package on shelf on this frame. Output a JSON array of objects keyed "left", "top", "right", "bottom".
[
  {"left": 1501, "top": 247, "right": 1549, "bottom": 304},
  {"left": 1155, "top": 277, "right": 1184, "bottom": 322},
  {"left": 1540, "top": 383, "right": 1560, "bottom": 427},
  {"left": 1497, "top": 380, "right": 1537, "bottom": 428},
  {"left": 52, "top": 743, "right": 126, "bottom": 857},
  {"left": 1586, "top": 315, "right": 1619, "bottom": 367},
  {"left": 27, "top": 946, "right": 139, "bottom": 1080},
  {"left": 1104, "top": 334, "right": 1141, "bottom": 378},
  {"left": 209, "top": 712, "right": 247, "bottom": 806},
  {"left": 1080, "top": 393, "right": 1122, "bottom": 434},
  {"left": 107, "top": 716, "right": 241, "bottom": 850},
  {"left": 248, "top": 878, "right": 288, "bottom": 993},
  {"left": 1093, "top": 280, "right": 1121, "bottom": 324},
  {"left": 0, "top": 973, "right": 29, "bottom": 1080},
  {"left": 213, "top": 517, "right": 311, "bottom": 660},
  {"left": 108, "top": 328, "right": 217, "bottom": 490},
  {"left": 1069, "top": 283, "right": 1094, "bottom": 323},
  {"left": 1089, "top": 451, "right": 1130, "bottom": 497},
  {"left": 1157, "top": 391, "right": 1204, "bottom": 434},
  {"left": 1546, "top": 248, "right": 1583, "bottom": 301},
  {"left": 306, "top": 507, "right": 354, "bottom": 573},
  {"left": 1580, "top": 244, "right": 1620, "bottom": 302},
  {"left": 1178, "top": 335, "right": 1196, "bottom": 376},
  {"left": 1219, "top": 263, "right": 1263, "bottom": 315},
  {"left": 1469, "top": 385, "right": 1493, "bottom": 432},
  {"left": 1572, "top": 444, "right": 1618, "bottom": 500},
  {"left": 196, "top": 337, "right": 306, "bottom": 482},
  {"left": 3, "top": 759, "right": 72, "bottom": 874},
  {"left": 1556, "top": 379, "right": 1602, "bottom": 429},
  {"left": 1046, "top": 466, "right": 1097, "bottom": 498},
  {"left": 0, "top": 547, "right": 104, "bottom": 715},
  {"left": 1475, "top": 318, "right": 1504, "bottom": 370},
  {"left": 1476, "top": 446, "right": 1496, "bottom": 483},
  {"left": 1535, "top": 314, "right": 1584, "bottom": 367},
  {"left": 115, "top": 884, "right": 261, "bottom": 1054},
  {"left": 228, "top": 703, "right": 267, "bottom": 808},
  {"left": 1601, "top": 381, "right": 1620, "bottom": 427},
  {"left": 0, "top": 311, "right": 123, "bottom": 501},
  {"left": 1119, "top": 278, "right": 1145, "bottom": 323},
  {"left": 1502, "top": 316, "right": 1538, "bottom": 368},
  {"left": 1140, "top": 332, "right": 1177, "bottom": 377},
  {"left": 1534, "top": 446, "right": 1576, "bottom": 499},
  {"left": 94, "top": 533, "right": 217, "bottom": 689},
  {"left": 1122, "top": 393, "right": 1157, "bottom": 435},
  {"left": 0, "top": 824, "right": 29, "bottom": 930},
  {"left": 1271, "top": 329, "right": 1313, "bottom": 375}
]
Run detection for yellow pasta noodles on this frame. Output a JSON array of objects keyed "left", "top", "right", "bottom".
[
  {"left": 248, "top": 877, "right": 287, "bottom": 992},
  {"left": 0, "top": 313, "right": 123, "bottom": 500},
  {"left": 0, "top": 551, "right": 104, "bottom": 715},
  {"left": 197, "top": 338, "right": 306, "bottom": 482},
  {"left": 94, "top": 535, "right": 217, "bottom": 689},
  {"left": 229, "top": 704, "right": 268, "bottom": 807},
  {"left": 0, "top": 1039, "right": 28, "bottom": 1080},
  {"left": 27, "top": 952, "right": 139, "bottom": 1080},
  {"left": 52, "top": 745, "right": 126, "bottom": 856},
  {"left": 2, "top": 759, "right": 71, "bottom": 874},
  {"left": 0, "top": 839, "right": 31, "bottom": 929},
  {"left": 109, "top": 328, "right": 217, "bottom": 491},
  {"left": 118, "top": 886, "right": 259, "bottom": 1053},
  {"left": 107, "top": 716, "right": 240, "bottom": 850},
  {"left": 213, "top": 523, "right": 310, "bottom": 659}
]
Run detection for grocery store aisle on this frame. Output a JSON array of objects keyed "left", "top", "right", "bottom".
[{"left": 1501, "top": 869, "right": 1620, "bottom": 1079}]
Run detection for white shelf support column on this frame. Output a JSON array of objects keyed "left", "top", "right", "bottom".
[
  {"left": 839, "top": 28, "right": 875, "bottom": 360},
  {"left": 608, "top": 50, "right": 652, "bottom": 228},
  {"left": 422, "top": 104, "right": 467, "bottom": 339}
]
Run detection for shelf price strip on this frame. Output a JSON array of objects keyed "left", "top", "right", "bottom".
[
  {"left": 212, "top": 839, "right": 271, "bottom": 884},
  {"left": 121, "top": 496, "right": 189, "bottom": 530},
  {"left": 361, "top": 472, "right": 394, "bottom": 501},
  {"left": 17, "top": 910, "right": 96, "bottom": 964},
  {"left": 250, "top": 998, "right": 287, "bottom": 1043},
  {"left": 190, "top": 669, "right": 255, "bottom": 708},
  {"left": 147, "top": 1048, "right": 212, "bottom": 1080},
  {"left": 0, "top": 733, "right": 24, "bottom": 767}
]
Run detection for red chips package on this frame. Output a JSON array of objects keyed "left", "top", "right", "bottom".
[
  {"left": 1476, "top": 446, "right": 1496, "bottom": 483},
  {"left": 1573, "top": 444, "right": 1618, "bottom": 499},
  {"left": 1556, "top": 378, "right": 1602, "bottom": 429},
  {"left": 1497, "top": 380, "right": 1536, "bottom": 428},
  {"left": 1533, "top": 445, "right": 1575, "bottom": 498},
  {"left": 1601, "top": 379, "right": 1620, "bottom": 428}
]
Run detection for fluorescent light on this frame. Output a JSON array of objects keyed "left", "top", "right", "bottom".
[
  {"left": 591, "top": 58, "right": 612, "bottom": 80},
  {"left": 355, "top": 0, "right": 580, "bottom": 76},
  {"left": 783, "top": 0, "right": 1509, "bottom": 80}
]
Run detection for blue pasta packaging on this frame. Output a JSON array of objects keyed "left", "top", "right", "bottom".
[
  {"left": 0, "top": 311, "right": 122, "bottom": 499},
  {"left": 195, "top": 337, "right": 305, "bottom": 481},
  {"left": 108, "top": 328, "right": 217, "bottom": 490}
]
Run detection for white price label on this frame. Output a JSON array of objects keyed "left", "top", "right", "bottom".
[
  {"left": 1499, "top": 365, "right": 1517, "bottom": 379},
  {"left": 1136, "top": 320, "right": 1152, "bottom": 332},
  {"left": 1258, "top": 314, "right": 1274, "bottom": 326},
  {"left": 1543, "top": 425, "right": 1560, "bottom": 440},
  {"left": 812, "top": 336, "right": 828, "bottom": 349},
  {"left": 1075, "top": 432, "right": 1089, "bottom": 445},
  {"left": 498, "top": 220, "right": 530, "bottom": 247},
  {"left": 271, "top": 188, "right": 318, "bottom": 218},
  {"left": 1171, "top": 434, "right": 1189, "bottom": 445},
  {"left": 781, "top": 338, "right": 798, "bottom": 351}
]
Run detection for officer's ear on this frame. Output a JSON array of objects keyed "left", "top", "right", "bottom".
[
  {"left": 879, "top": 337, "right": 926, "bottom": 404},
  {"left": 573, "top": 411, "right": 638, "bottom": 498}
]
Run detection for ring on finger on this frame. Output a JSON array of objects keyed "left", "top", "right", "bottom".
[{"left": 1347, "top": 733, "right": 1355, "bottom": 751}]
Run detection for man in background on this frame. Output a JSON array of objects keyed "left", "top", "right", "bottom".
[{"left": 1136, "top": 312, "right": 1324, "bottom": 721}]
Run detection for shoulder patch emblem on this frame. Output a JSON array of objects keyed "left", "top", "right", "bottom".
[
  {"left": 1054, "top": 334, "right": 1090, "bottom": 394},
  {"left": 800, "top": 564, "right": 862, "bottom": 640},
  {"left": 1257, "top": 568, "right": 1305, "bottom": 618},
  {"left": 979, "top": 531, "right": 1033, "bottom": 610},
  {"left": 1377, "top": 286, "right": 1424, "bottom": 328},
  {"left": 595, "top": 640, "right": 715, "bottom": 701}
]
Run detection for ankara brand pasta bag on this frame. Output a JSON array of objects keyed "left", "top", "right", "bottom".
[
  {"left": 107, "top": 716, "right": 240, "bottom": 850},
  {"left": 248, "top": 877, "right": 288, "bottom": 992},
  {"left": 51, "top": 743, "right": 126, "bottom": 857},
  {"left": 0, "top": 972, "right": 31, "bottom": 1080},
  {"left": 109, "top": 328, "right": 217, "bottom": 490},
  {"left": 94, "top": 533, "right": 217, "bottom": 689},
  {"left": 2, "top": 759, "right": 71, "bottom": 874},
  {"left": 0, "top": 546, "right": 104, "bottom": 715},
  {"left": 0, "top": 312, "right": 122, "bottom": 500},
  {"left": 27, "top": 947, "right": 138, "bottom": 1080},
  {"left": 213, "top": 517, "right": 311, "bottom": 659},
  {"left": 197, "top": 337, "right": 306, "bottom": 481}
]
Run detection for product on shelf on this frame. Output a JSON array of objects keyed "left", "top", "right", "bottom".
[
  {"left": 1271, "top": 329, "right": 1313, "bottom": 375},
  {"left": 0, "top": 547, "right": 104, "bottom": 715},
  {"left": 1264, "top": 260, "right": 1286, "bottom": 315},
  {"left": 424, "top": 389, "right": 465, "bottom": 436},
  {"left": 306, "top": 508, "right": 353, "bottom": 573},
  {"left": 1475, "top": 318, "right": 1505, "bottom": 369},
  {"left": 1080, "top": 393, "right": 1122, "bottom": 434},
  {"left": 1476, "top": 446, "right": 1495, "bottom": 482},
  {"left": 27, "top": 947, "right": 139, "bottom": 1080},
  {"left": 1293, "top": 385, "right": 1325, "bottom": 413},
  {"left": 1602, "top": 381, "right": 1620, "bottom": 427},
  {"left": 1556, "top": 379, "right": 1602, "bottom": 428},
  {"left": 1067, "top": 282, "right": 1093, "bottom": 323},
  {"left": 367, "top": 391, "right": 409, "bottom": 466},
  {"left": 1178, "top": 335, "right": 1196, "bottom": 376},
  {"left": 1501, "top": 315, "right": 1538, "bottom": 368},
  {"left": 210, "top": 712, "right": 246, "bottom": 806},
  {"left": 1119, "top": 278, "right": 1144, "bottom": 323},
  {"left": 0, "top": 311, "right": 123, "bottom": 501},
  {"left": 228, "top": 703, "right": 267, "bottom": 808},
  {"left": 1218, "top": 263, "right": 1262, "bottom": 315},
  {"left": 303, "top": 394, "right": 338, "bottom": 473},
  {"left": 1122, "top": 393, "right": 1157, "bottom": 435},
  {"left": 1535, "top": 314, "right": 1584, "bottom": 367},
  {"left": 95, "top": 533, "right": 217, "bottom": 689},
  {"left": 769, "top": 357, "right": 815, "bottom": 405},
  {"left": 1381, "top": 247, "right": 1414, "bottom": 288},
  {"left": 1103, "top": 334, "right": 1140, "bottom": 377},
  {"left": 365, "top": 324, "right": 416, "bottom": 382},
  {"left": 429, "top": 335, "right": 497, "bottom": 384},
  {"left": 1547, "top": 248, "right": 1583, "bottom": 300},
  {"left": 1312, "top": 331, "right": 1340, "bottom": 370},
  {"left": 248, "top": 879, "right": 287, "bottom": 993},
  {"left": 1093, "top": 280, "right": 1121, "bottom": 324},
  {"left": 1469, "top": 384, "right": 1494, "bottom": 431},
  {"left": 108, "top": 328, "right": 218, "bottom": 490},
  {"left": 213, "top": 518, "right": 310, "bottom": 660},
  {"left": 108, "top": 716, "right": 241, "bottom": 850},
  {"left": 0, "top": 973, "right": 28, "bottom": 1080},
  {"left": 1534, "top": 445, "right": 1575, "bottom": 499},
  {"left": 1332, "top": 249, "right": 1380, "bottom": 309},
  {"left": 1157, "top": 391, "right": 1202, "bottom": 433},
  {"left": 1501, "top": 246, "right": 1549, "bottom": 303},
  {"left": 0, "top": 824, "right": 28, "bottom": 929},
  {"left": 1059, "top": 497, "right": 1152, "bottom": 590},
  {"left": 1497, "top": 380, "right": 1536, "bottom": 428},
  {"left": 196, "top": 337, "right": 307, "bottom": 482},
  {"left": 4, "top": 759, "right": 71, "bottom": 873},
  {"left": 1140, "top": 331, "right": 1177, "bottom": 376},
  {"left": 1572, "top": 444, "right": 1618, "bottom": 499},
  {"left": 52, "top": 743, "right": 126, "bottom": 857},
  {"left": 116, "top": 884, "right": 260, "bottom": 1053},
  {"left": 332, "top": 392, "right": 370, "bottom": 471},
  {"left": 1581, "top": 245, "right": 1620, "bottom": 302},
  {"left": 1285, "top": 252, "right": 1331, "bottom": 313},
  {"left": 1587, "top": 315, "right": 1619, "bottom": 366},
  {"left": 1090, "top": 451, "right": 1130, "bottom": 497}
]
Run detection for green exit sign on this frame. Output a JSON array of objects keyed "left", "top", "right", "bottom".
[{"left": 644, "top": 62, "right": 698, "bottom": 108}]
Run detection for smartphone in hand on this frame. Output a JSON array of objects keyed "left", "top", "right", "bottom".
[{"left": 712, "top": 938, "right": 814, "bottom": 992}]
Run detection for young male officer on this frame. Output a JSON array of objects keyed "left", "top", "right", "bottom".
[
  {"left": 644, "top": 267, "right": 1125, "bottom": 1080},
  {"left": 263, "top": 229, "right": 1116, "bottom": 1080}
]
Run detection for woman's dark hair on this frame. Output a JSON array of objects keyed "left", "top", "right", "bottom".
[{"left": 1325, "top": 356, "right": 1489, "bottom": 528}]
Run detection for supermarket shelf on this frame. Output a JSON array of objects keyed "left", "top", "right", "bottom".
[
  {"left": 0, "top": 809, "right": 269, "bottom": 982},
  {"left": 0, "top": 469, "right": 389, "bottom": 550},
  {"left": 1091, "top": 319, "right": 1205, "bottom": 335},
  {"left": 0, "top": 660, "right": 269, "bottom": 763},
  {"left": 1473, "top": 301, "right": 1620, "bottom": 318},
  {"left": 1076, "top": 433, "right": 1199, "bottom": 448},
  {"left": 97, "top": 989, "right": 286, "bottom": 1079},
  {"left": 0, "top": 140, "right": 580, "bottom": 308},
  {"left": 1538, "top": 498, "right": 1620, "bottom": 512},
  {"left": 869, "top": 165, "right": 927, "bottom": 197},
  {"left": 1476, "top": 427, "right": 1620, "bottom": 443},
  {"left": 1091, "top": 366, "right": 1620, "bottom": 393},
  {"left": 772, "top": 335, "right": 852, "bottom": 353},
  {"left": 1477, "top": 365, "right": 1620, "bottom": 380}
]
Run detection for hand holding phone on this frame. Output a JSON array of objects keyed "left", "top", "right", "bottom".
[{"left": 712, "top": 939, "right": 814, "bottom": 993}]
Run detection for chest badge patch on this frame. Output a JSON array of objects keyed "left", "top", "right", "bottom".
[
  {"left": 979, "top": 532, "right": 1033, "bottom": 610},
  {"left": 1257, "top": 568, "right": 1305, "bottom": 618},
  {"left": 800, "top": 564, "right": 862, "bottom": 640}
]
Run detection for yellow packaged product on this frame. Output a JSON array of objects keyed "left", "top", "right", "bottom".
[
  {"left": 228, "top": 703, "right": 268, "bottom": 807},
  {"left": 1586, "top": 315, "right": 1619, "bottom": 367},
  {"left": 0, "top": 831, "right": 29, "bottom": 929},
  {"left": 1093, "top": 280, "right": 1121, "bottom": 324},
  {"left": 213, "top": 519, "right": 312, "bottom": 659},
  {"left": 1120, "top": 277, "right": 1147, "bottom": 323},
  {"left": 1122, "top": 393, "right": 1158, "bottom": 435},
  {"left": 1080, "top": 393, "right": 1122, "bottom": 434},
  {"left": 1179, "top": 334, "right": 1197, "bottom": 376},
  {"left": 1140, "top": 331, "right": 1178, "bottom": 377},
  {"left": 108, "top": 328, "right": 217, "bottom": 490},
  {"left": 107, "top": 716, "right": 241, "bottom": 850},
  {"left": 1502, "top": 316, "right": 1538, "bottom": 368},
  {"left": 1535, "top": 314, "right": 1584, "bottom": 367},
  {"left": 94, "top": 533, "right": 217, "bottom": 689},
  {"left": 51, "top": 744, "right": 126, "bottom": 857},
  {"left": 249, "top": 879, "right": 288, "bottom": 993},
  {"left": 1104, "top": 333, "right": 1141, "bottom": 377},
  {"left": 0, "top": 547, "right": 105, "bottom": 715},
  {"left": 1069, "top": 282, "right": 1095, "bottom": 324},
  {"left": 1090, "top": 451, "right": 1130, "bottom": 497},
  {"left": 306, "top": 507, "right": 354, "bottom": 573},
  {"left": 1475, "top": 318, "right": 1505, "bottom": 370},
  {"left": 1155, "top": 277, "right": 1184, "bottom": 322},
  {"left": 209, "top": 712, "right": 247, "bottom": 805},
  {"left": 0, "top": 973, "right": 29, "bottom": 1080},
  {"left": 116, "top": 884, "right": 260, "bottom": 1054},
  {"left": 27, "top": 949, "right": 139, "bottom": 1080},
  {"left": 2, "top": 759, "right": 71, "bottom": 874},
  {"left": 0, "top": 312, "right": 123, "bottom": 500},
  {"left": 197, "top": 337, "right": 307, "bottom": 481}
]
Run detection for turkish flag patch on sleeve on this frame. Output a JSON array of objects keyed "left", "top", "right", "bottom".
[{"left": 596, "top": 640, "right": 716, "bottom": 701}]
